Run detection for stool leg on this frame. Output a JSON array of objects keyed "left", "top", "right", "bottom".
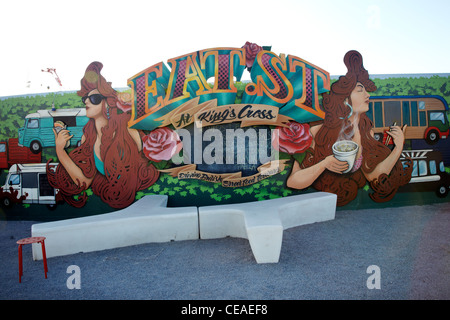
[
  {"left": 40, "top": 241, "right": 48, "bottom": 279},
  {"left": 18, "top": 244, "right": 23, "bottom": 283}
]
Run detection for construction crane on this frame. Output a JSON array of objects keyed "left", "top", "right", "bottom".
[{"left": 41, "top": 68, "right": 63, "bottom": 111}]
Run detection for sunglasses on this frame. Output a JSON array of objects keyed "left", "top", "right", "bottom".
[{"left": 82, "top": 94, "right": 105, "bottom": 105}]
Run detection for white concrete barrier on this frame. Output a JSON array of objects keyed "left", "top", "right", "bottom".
[
  {"left": 31, "top": 195, "right": 199, "bottom": 260},
  {"left": 198, "top": 192, "right": 337, "bottom": 263},
  {"left": 31, "top": 192, "right": 337, "bottom": 264}
]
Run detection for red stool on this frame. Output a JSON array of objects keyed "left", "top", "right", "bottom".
[{"left": 17, "top": 237, "right": 48, "bottom": 283}]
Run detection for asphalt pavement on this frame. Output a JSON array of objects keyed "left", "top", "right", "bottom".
[{"left": 0, "top": 202, "right": 449, "bottom": 302}]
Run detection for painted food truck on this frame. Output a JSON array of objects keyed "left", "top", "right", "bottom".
[
  {"left": 18, "top": 108, "right": 89, "bottom": 154},
  {"left": 367, "top": 95, "right": 449, "bottom": 145},
  {"left": 1, "top": 163, "right": 59, "bottom": 208},
  {"left": 400, "top": 149, "right": 450, "bottom": 197}
]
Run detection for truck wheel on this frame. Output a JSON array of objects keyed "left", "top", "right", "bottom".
[
  {"left": 426, "top": 130, "right": 439, "bottom": 145},
  {"left": 1, "top": 197, "right": 13, "bottom": 208},
  {"left": 46, "top": 204, "right": 57, "bottom": 211},
  {"left": 436, "top": 184, "right": 449, "bottom": 198},
  {"left": 30, "top": 141, "right": 42, "bottom": 154}
]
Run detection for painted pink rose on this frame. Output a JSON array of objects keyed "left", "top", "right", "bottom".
[
  {"left": 242, "top": 41, "right": 263, "bottom": 69},
  {"left": 116, "top": 91, "right": 132, "bottom": 113},
  {"left": 142, "top": 127, "right": 183, "bottom": 162},
  {"left": 272, "top": 122, "right": 313, "bottom": 154}
]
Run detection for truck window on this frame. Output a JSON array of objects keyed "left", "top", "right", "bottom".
[
  {"left": 419, "top": 111, "right": 427, "bottom": 126},
  {"left": 430, "top": 112, "right": 445, "bottom": 124},
  {"left": 22, "top": 173, "right": 38, "bottom": 188},
  {"left": 402, "top": 101, "right": 410, "bottom": 126},
  {"left": 367, "top": 102, "right": 374, "bottom": 122},
  {"left": 419, "top": 160, "right": 428, "bottom": 176},
  {"left": 419, "top": 101, "right": 426, "bottom": 110},
  {"left": 0, "top": 144, "right": 6, "bottom": 153},
  {"left": 429, "top": 160, "right": 437, "bottom": 175},
  {"left": 374, "top": 102, "right": 383, "bottom": 127},
  {"left": 9, "top": 174, "right": 20, "bottom": 185},
  {"left": 411, "top": 161, "right": 418, "bottom": 177},
  {"left": 384, "top": 101, "right": 401, "bottom": 127},
  {"left": 411, "top": 101, "right": 419, "bottom": 126},
  {"left": 53, "top": 116, "right": 77, "bottom": 127},
  {"left": 27, "top": 119, "right": 39, "bottom": 129}
]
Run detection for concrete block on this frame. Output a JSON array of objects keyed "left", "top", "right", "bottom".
[
  {"left": 31, "top": 195, "right": 199, "bottom": 260},
  {"left": 199, "top": 192, "right": 337, "bottom": 263},
  {"left": 31, "top": 192, "right": 337, "bottom": 264}
]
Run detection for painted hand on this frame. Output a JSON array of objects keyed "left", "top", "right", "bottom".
[
  {"left": 53, "top": 128, "right": 73, "bottom": 150},
  {"left": 387, "top": 125, "right": 406, "bottom": 147},
  {"left": 325, "top": 155, "right": 349, "bottom": 174}
]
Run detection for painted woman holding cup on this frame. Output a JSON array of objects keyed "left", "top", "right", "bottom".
[{"left": 287, "top": 50, "right": 412, "bottom": 206}]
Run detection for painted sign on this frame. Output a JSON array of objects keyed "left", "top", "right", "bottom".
[
  {"left": 127, "top": 44, "right": 329, "bottom": 131},
  {"left": 1, "top": 43, "right": 449, "bottom": 218}
]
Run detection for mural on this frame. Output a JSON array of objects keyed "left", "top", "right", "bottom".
[
  {"left": 47, "top": 62, "right": 159, "bottom": 209},
  {"left": 287, "top": 50, "right": 412, "bottom": 206},
  {"left": 1, "top": 44, "right": 449, "bottom": 219}
]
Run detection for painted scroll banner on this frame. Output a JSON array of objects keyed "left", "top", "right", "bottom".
[
  {"left": 154, "top": 97, "right": 292, "bottom": 129},
  {"left": 161, "top": 159, "right": 289, "bottom": 187}
]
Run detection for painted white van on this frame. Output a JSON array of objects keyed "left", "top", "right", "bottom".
[{"left": 1, "top": 163, "right": 59, "bottom": 208}]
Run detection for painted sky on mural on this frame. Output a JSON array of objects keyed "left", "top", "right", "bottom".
[{"left": 0, "top": 0, "right": 449, "bottom": 97}]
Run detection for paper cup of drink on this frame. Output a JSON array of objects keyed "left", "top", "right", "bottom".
[{"left": 332, "top": 140, "right": 359, "bottom": 174}]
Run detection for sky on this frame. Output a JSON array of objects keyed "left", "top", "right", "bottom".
[{"left": 0, "top": 0, "right": 449, "bottom": 97}]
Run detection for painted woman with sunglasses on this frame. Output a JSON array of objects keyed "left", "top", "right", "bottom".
[{"left": 48, "top": 61, "right": 159, "bottom": 209}]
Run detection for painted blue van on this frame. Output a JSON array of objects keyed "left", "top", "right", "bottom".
[{"left": 18, "top": 108, "right": 89, "bottom": 154}]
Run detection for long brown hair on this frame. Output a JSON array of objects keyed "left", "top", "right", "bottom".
[
  {"left": 302, "top": 51, "right": 412, "bottom": 206},
  {"left": 47, "top": 62, "right": 159, "bottom": 208}
]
